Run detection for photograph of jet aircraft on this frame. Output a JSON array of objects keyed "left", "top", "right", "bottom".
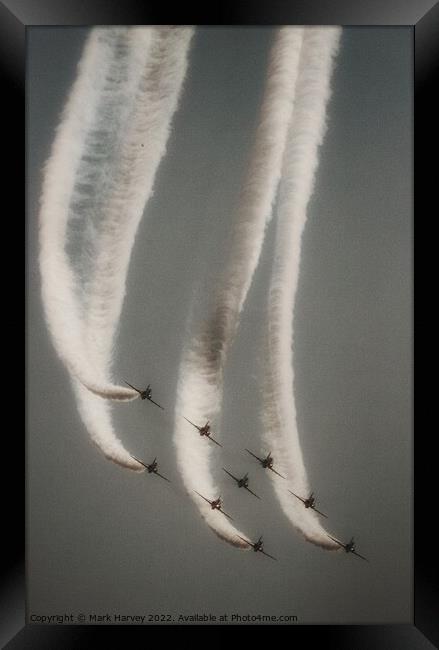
[
  {"left": 236, "top": 535, "right": 277, "bottom": 561},
  {"left": 289, "top": 491, "right": 328, "bottom": 518},
  {"left": 124, "top": 381, "right": 165, "bottom": 409},
  {"left": 245, "top": 449, "right": 285, "bottom": 478},
  {"left": 194, "top": 492, "right": 233, "bottom": 520},
  {"left": 27, "top": 24, "right": 411, "bottom": 626},
  {"left": 222, "top": 468, "right": 261, "bottom": 499},
  {"left": 183, "top": 417, "right": 222, "bottom": 447},
  {"left": 130, "top": 456, "right": 171, "bottom": 483}
]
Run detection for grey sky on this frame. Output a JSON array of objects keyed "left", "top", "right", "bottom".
[{"left": 27, "top": 26, "right": 412, "bottom": 624}]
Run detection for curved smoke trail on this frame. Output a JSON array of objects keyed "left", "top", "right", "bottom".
[
  {"left": 174, "top": 28, "right": 304, "bottom": 547},
  {"left": 39, "top": 27, "right": 194, "bottom": 469},
  {"left": 40, "top": 27, "right": 193, "bottom": 404},
  {"left": 262, "top": 27, "right": 342, "bottom": 549},
  {"left": 39, "top": 27, "right": 138, "bottom": 400},
  {"left": 82, "top": 27, "right": 194, "bottom": 380},
  {"left": 74, "top": 27, "right": 194, "bottom": 470}
]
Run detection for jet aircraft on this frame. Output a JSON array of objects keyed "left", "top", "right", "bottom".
[
  {"left": 236, "top": 535, "right": 277, "bottom": 560},
  {"left": 245, "top": 449, "right": 285, "bottom": 478},
  {"left": 289, "top": 491, "right": 328, "bottom": 518},
  {"left": 131, "top": 455, "right": 170, "bottom": 482},
  {"left": 222, "top": 468, "right": 261, "bottom": 499},
  {"left": 194, "top": 491, "right": 233, "bottom": 520},
  {"left": 183, "top": 417, "right": 222, "bottom": 447},
  {"left": 327, "top": 535, "right": 368, "bottom": 561},
  {"left": 124, "top": 381, "right": 164, "bottom": 409}
]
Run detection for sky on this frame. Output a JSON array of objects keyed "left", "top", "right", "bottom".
[{"left": 27, "top": 26, "right": 412, "bottom": 624}]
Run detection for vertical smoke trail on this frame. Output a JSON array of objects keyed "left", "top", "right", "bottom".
[
  {"left": 75, "top": 27, "right": 194, "bottom": 469},
  {"left": 83, "top": 27, "right": 194, "bottom": 381},
  {"left": 39, "top": 27, "right": 194, "bottom": 470},
  {"left": 262, "top": 27, "right": 342, "bottom": 549},
  {"left": 174, "top": 28, "right": 304, "bottom": 546},
  {"left": 39, "top": 27, "right": 140, "bottom": 400}
]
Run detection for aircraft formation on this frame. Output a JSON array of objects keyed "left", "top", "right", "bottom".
[{"left": 126, "top": 380, "right": 368, "bottom": 563}]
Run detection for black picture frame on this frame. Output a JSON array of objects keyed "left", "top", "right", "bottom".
[{"left": 12, "top": 0, "right": 432, "bottom": 646}]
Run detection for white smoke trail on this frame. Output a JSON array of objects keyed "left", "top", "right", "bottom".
[
  {"left": 75, "top": 27, "right": 194, "bottom": 470},
  {"left": 82, "top": 27, "right": 194, "bottom": 379},
  {"left": 174, "top": 28, "right": 305, "bottom": 547},
  {"left": 39, "top": 27, "right": 138, "bottom": 400},
  {"left": 39, "top": 27, "right": 194, "bottom": 470},
  {"left": 262, "top": 27, "right": 342, "bottom": 550}
]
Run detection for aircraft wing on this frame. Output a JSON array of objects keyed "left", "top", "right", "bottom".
[
  {"left": 155, "top": 471, "right": 171, "bottom": 483},
  {"left": 130, "top": 455, "right": 148, "bottom": 469},
  {"left": 222, "top": 468, "right": 239, "bottom": 483},
  {"left": 208, "top": 435, "right": 222, "bottom": 448},
  {"left": 236, "top": 534, "right": 253, "bottom": 548},
  {"left": 148, "top": 397, "right": 164, "bottom": 410},
  {"left": 352, "top": 550, "right": 369, "bottom": 562},
  {"left": 245, "top": 449, "right": 263, "bottom": 463},
  {"left": 183, "top": 416, "right": 199, "bottom": 430},
  {"left": 327, "top": 534, "right": 345, "bottom": 549},
  {"left": 194, "top": 491, "right": 212, "bottom": 506},
  {"left": 219, "top": 509, "right": 234, "bottom": 521},
  {"left": 269, "top": 466, "right": 286, "bottom": 479},
  {"left": 124, "top": 380, "right": 140, "bottom": 394},
  {"left": 289, "top": 490, "right": 306, "bottom": 504},
  {"left": 313, "top": 507, "right": 328, "bottom": 518},
  {"left": 244, "top": 486, "right": 261, "bottom": 500},
  {"left": 261, "top": 549, "right": 278, "bottom": 561}
]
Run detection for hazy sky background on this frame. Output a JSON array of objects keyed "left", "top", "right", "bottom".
[{"left": 27, "top": 26, "right": 412, "bottom": 624}]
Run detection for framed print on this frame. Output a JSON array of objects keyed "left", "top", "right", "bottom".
[{"left": 9, "top": 0, "right": 433, "bottom": 645}]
